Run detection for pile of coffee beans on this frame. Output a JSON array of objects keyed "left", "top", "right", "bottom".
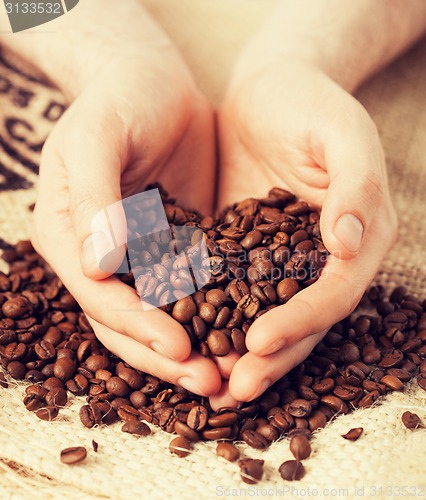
[{"left": 0, "top": 185, "right": 425, "bottom": 483}]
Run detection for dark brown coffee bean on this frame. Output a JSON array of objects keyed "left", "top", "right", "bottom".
[
  {"left": 23, "top": 394, "right": 45, "bottom": 411},
  {"left": 198, "top": 302, "right": 217, "bottom": 323},
  {"left": 289, "top": 434, "right": 311, "bottom": 460},
  {"left": 241, "top": 429, "right": 269, "bottom": 449},
  {"left": 36, "top": 406, "right": 59, "bottom": 421},
  {"left": 307, "top": 410, "right": 327, "bottom": 431},
  {"left": 378, "top": 348, "right": 403, "bottom": 368},
  {"left": 2, "top": 296, "right": 33, "bottom": 318},
  {"left": 121, "top": 420, "right": 151, "bottom": 436},
  {"left": 256, "top": 423, "right": 280, "bottom": 442},
  {"left": 216, "top": 442, "right": 240, "bottom": 462},
  {"left": 277, "top": 278, "right": 299, "bottom": 303},
  {"left": 53, "top": 358, "right": 76, "bottom": 381},
  {"left": 106, "top": 376, "right": 130, "bottom": 397},
  {"left": 240, "top": 230, "right": 263, "bottom": 250},
  {"left": 288, "top": 399, "right": 312, "bottom": 418},
  {"left": 341, "top": 427, "right": 364, "bottom": 441},
  {"left": 45, "top": 387, "right": 68, "bottom": 407},
  {"left": 340, "top": 342, "right": 360, "bottom": 363},
  {"left": 207, "top": 329, "right": 231, "bottom": 356},
  {"left": 172, "top": 297, "right": 197, "bottom": 324},
  {"left": 85, "top": 354, "right": 109, "bottom": 372},
  {"left": 272, "top": 410, "right": 294, "bottom": 430},
  {"left": 34, "top": 340, "right": 56, "bottom": 361},
  {"left": 237, "top": 294, "right": 260, "bottom": 319},
  {"left": 66, "top": 374, "right": 89, "bottom": 396},
  {"left": 380, "top": 374, "right": 404, "bottom": 391},
  {"left": 208, "top": 412, "right": 238, "bottom": 427},
  {"left": 169, "top": 436, "right": 192, "bottom": 457},
  {"left": 401, "top": 411, "right": 424, "bottom": 430},
  {"left": 174, "top": 420, "right": 200, "bottom": 442},
  {"left": 60, "top": 446, "right": 87, "bottom": 465},
  {"left": 333, "top": 384, "right": 363, "bottom": 401},
  {"left": 117, "top": 404, "right": 140, "bottom": 423},
  {"left": 279, "top": 460, "right": 306, "bottom": 481},
  {"left": 187, "top": 405, "right": 209, "bottom": 431},
  {"left": 7, "top": 361, "right": 26, "bottom": 379},
  {"left": 320, "top": 395, "right": 348, "bottom": 413},
  {"left": 230, "top": 328, "right": 247, "bottom": 356},
  {"left": 202, "top": 427, "right": 232, "bottom": 440},
  {"left": 79, "top": 404, "right": 102, "bottom": 428},
  {"left": 239, "top": 458, "right": 264, "bottom": 484},
  {"left": 358, "top": 390, "right": 381, "bottom": 408},
  {"left": 312, "top": 378, "right": 334, "bottom": 395},
  {"left": 42, "top": 377, "right": 65, "bottom": 391}
]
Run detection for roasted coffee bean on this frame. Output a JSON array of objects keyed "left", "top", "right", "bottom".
[
  {"left": 207, "top": 330, "right": 231, "bottom": 357},
  {"left": 216, "top": 442, "right": 240, "bottom": 462},
  {"left": 7, "top": 361, "right": 26, "bottom": 379},
  {"left": 279, "top": 460, "right": 306, "bottom": 481},
  {"left": 121, "top": 420, "right": 151, "bottom": 436},
  {"left": 106, "top": 376, "right": 130, "bottom": 397},
  {"left": 341, "top": 427, "right": 364, "bottom": 441},
  {"left": 0, "top": 372, "right": 8, "bottom": 389},
  {"left": 401, "top": 411, "right": 424, "bottom": 430},
  {"left": 202, "top": 427, "right": 232, "bottom": 440},
  {"left": 172, "top": 297, "right": 197, "bottom": 324},
  {"left": 312, "top": 378, "right": 334, "bottom": 395},
  {"left": 237, "top": 294, "right": 260, "bottom": 319},
  {"left": 208, "top": 412, "right": 238, "bottom": 427},
  {"left": 320, "top": 395, "right": 348, "bottom": 414},
  {"left": 66, "top": 374, "right": 88, "bottom": 396},
  {"left": 174, "top": 420, "right": 200, "bottom": 442},
  {"left": 79, "top": 404, "right": 102, "bottom": 428},
  {"left": 289, "top": 434, "right": 311, "bottom": 460},
  {"left": 36, "top": 406, "right": 59, "bottom": 421},
  {"left": 2, "top": 296, "right": 33, "bottom": 318},
  {"left": 186, "top": 405, "right": 208, "bottom": 431},
  {"left": 256, "top": 424, "right": 280, "bottom": 442},
  {"left": 380, "top": 374, "right": 404, "bottom": 391},
  {"left": 277, "top": 278, "right": 299, "bottom": 303},
  {"left": 231, "top": 328, "right": 248, "bottom": 356},
  {"left": 241, "top": 429, "right": 269, "bottom": 449},
  {"left": 117, "top": 404, "right": 140, "bottom": 423},
  {"left": 53, "top": 358, "right": 76, "bottom": 381},
  {"left": 45, "top": 387, "right": 68, "bottom": 407},
  {"left": 307, "top": 410, "right": 327, "bottom": 431},
  {"left": 60, "top": 446, "right": 87, "bottom": 465},
  {"left": 169, "top": 436, "right": 192, "bottom": 457},
  {"left": 288, "top": 399, "right": 312, "bottom": 418},
  {"left": 34, "top": 340, "right": 56, "bottom": 361},
  {"left": 239, "top": 459, "right": 264, "bottom": 484},
  {"left": 23, "top": 394, "right": 45, "bottom": 411}
]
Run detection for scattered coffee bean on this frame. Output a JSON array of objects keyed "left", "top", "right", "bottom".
[
  {"left": 36, "top": 406, "right": 59, "bottom": 421},
  {"left": 169, "top": 436, "right": 192, "bottom": 458},
  {"left": 60, "top": 446, "right": 87, "bottom": 465},
  {"left": 238, "top": 458, "right": 264, "bottom": 484},
  {"left": 92, "top": 440, "right": 99, "bottom": 453},
  {"left": 279, "top": 460, "right": 306, "bottom": 481},
  {"left": 401, "top": 411, "right": 424, "bottom": 430},
  {"left": 341, "top": 427, "right": 364, "bottom": 441},
  {"left": 216, "top": 442, "right": 240, "bottom": 462}
]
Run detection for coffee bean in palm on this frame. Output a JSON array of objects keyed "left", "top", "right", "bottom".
[
  {"left": 206, "top": 329, "right": 231, "bottom": 356},
  {"left": 401, "top": 411, "right": 424, "bottom": 429},
  {"left": 216, "top": 442, "right": 240, "bottom": 462},
  {"left": 279, "top": 460, "right": 306, "bottom": 481},
  {"left": 289, "top": 434, "right": 312, "bottom": 460},
  {"left": 277, "top": 278, "right": 299, "bottom": 303},
  {"left": 172, "top": 297, "right": 197, "bottom": 324},
  {"left": 341, "top": 427, "right": 364, "bottom": 441},
  {"left": 60, "top": 446, "right": 87, "bottom": 465},
  {"left": 239, "top": 459, "right": 264, "bottom": 484}
]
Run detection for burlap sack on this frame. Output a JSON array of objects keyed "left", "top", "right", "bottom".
[{"left": 1, "top": 1, "right": 425, "bottom": 498}]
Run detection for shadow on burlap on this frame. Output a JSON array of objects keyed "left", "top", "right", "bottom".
[{"left": 1, "top": 1, "right": 426, "bottom": 498}]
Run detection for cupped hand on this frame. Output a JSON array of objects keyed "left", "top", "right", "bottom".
[
  {"left": 216, "top": 58, "right": 397, "bottom": 405},
  {"left": 31, "top": 46, "right": 221, "bottom": 397}
]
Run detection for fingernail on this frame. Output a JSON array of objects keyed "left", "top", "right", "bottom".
[
  {"left": 334, "top": 214, "right": 363, "bottom": 253},
  {"left": 82, "top": 231, "right": 114, "bottom": 270},
  {"left": 250, "top": 379, "right": 271, "bottom": 400},
  {"left": 178, "top": 377, "right": 205, "bottom": 396},
  {"left": 151, "top": 341, "right": 177, "bottom": 360}
]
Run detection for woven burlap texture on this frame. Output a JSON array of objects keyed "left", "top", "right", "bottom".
[{"left": 1, "top": 1, "right": 426, "bottom": 498}]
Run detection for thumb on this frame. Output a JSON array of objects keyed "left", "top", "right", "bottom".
[
  {"left": 63, "top": 124, "right": 128, "bottom": 280},
  {"left": 319, "top": 118, "right": 386, "bottom": 260}
]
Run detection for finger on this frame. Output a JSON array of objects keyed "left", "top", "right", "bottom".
[
  {"left": 320, "top": 106, "right": 387, "bottom": 259},
  {"left": 209, "top": 380, "right": 240, "bottom": 411},
  {"left": 90, "top": 317, "right": 222, "bottom": 397},
  {"left": 52, "top": 106, "right": 129, "bottom": 279},
  {"left": 211, "top": 350, "right": 240, "bottom": 379},
  {"left": 229, "top": 331, "right": 326, "bottom": 402}
]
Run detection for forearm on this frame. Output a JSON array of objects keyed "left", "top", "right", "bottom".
[
  {"left": 0, "top": 0, "right": 174, "bottom": 99},
  {"left": 235, "top": 0, "right": 426, "bottom": 92}
]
